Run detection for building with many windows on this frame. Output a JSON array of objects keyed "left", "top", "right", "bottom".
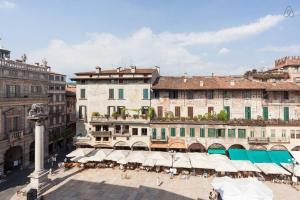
[
  {"left": 0, "top": 47, "right": 49, "bottom": 175},
  {"left": 72, "top": 57, "right": 300, "bottom": 153}
]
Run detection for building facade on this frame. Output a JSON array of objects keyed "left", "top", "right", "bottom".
[
  {"left": 0, "top": 47, "right": 49, "bottom": 175},
  {"left": 48, "top": 72, "right": 67, "bottom": 154},
  {"left": 72, "top": 57, "right": 300, "bottom": 153}
]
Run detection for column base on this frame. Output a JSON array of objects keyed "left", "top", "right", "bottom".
[{"left": 28, "top": 170, "right": 51, "bottom": 194}]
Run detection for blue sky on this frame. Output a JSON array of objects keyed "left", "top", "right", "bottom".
[{"left": 0, "top": 0, "right": 299, "bottom": 78}]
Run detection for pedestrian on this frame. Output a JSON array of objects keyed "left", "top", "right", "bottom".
[
  {"left": 156, "top": 176, "right": 160, "bottom": 186},
  {"left": 64, "top": 158, "right": 67, "bottom": 163},
  {"left": 209, "top": 191, "right": 213, "bottom": 200},
  {"left": 49, "top": 168, "right": 52, "bottom": 175}
]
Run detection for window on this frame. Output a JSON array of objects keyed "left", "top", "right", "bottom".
[
  {"left": 291, "top": 130, "right": 295, "bottom": 139},
  {"left": 143, "top": 88, "right": 149, "bottom": 99},
  {"left": 296, "top": 131, "right": 300, "bottom": 139},
  {"left": 228, "top": 129, "right": 235, "bottom": 138},
  {"left": 161, "top": 128, "right": 166, "bottom": 139},
  {"left": 250, "top": 130, "right": 254, "bottom": 137},
  {"left": 152, "top": 128, "right": 157, "bottom": 139},
  {"left": 243, "top": 91, "right": 251, "bottom": 99},
  {"left": 217, "top": 129, "right": 225, "bottom": 137},
  {"left": 187, "top": 91, "right": 193, "bottom": 99},
  {"left": 208, "top": 128, "right": 216, "bottom": 137},
  {"left": 283, "top": 91, "right": 289, "bottom": 100},
  {"left": 80, "top": 89, "right": 85, "bottom": 99},
  {"left": 245, "top": 107, "right": 251, "bottom": 120},
  {"left": 96, "top": 137, "right": 101, "bottom": 141},
  {"left": 263, "top": 91, "right": 269, "bottom": 99},
  {"left": 271, "top": 129, "right": 276, "bottom": 138},
  {"left": 200, "top": 128, "right": 205, "bottom": 137},
  {"left": 109, "top": 89, "right": 114, "bottom": 99},
  {"left": 95, "top": 125, "right": 101, "bottom": 131},
  {"left": 282, "top": 130, "right": 286, "bottom": 138},
  {"left": 132, "top": 128, "right": 138, "bottom": 136},
  {"left": 118, "top": 89, "right": 124, "bottom": 99},
  {"left": 238, "top": 129, "right": 246, "bottom": 138},
  {"left": 284, "top": 107, "right": 289, "bottom": 121},
  {"left": 103, "top": 137, "right": 109, "bottom": 141},
  {"left": 188, "top": 107, "right": 193, "bottom": 118},
  {"left": 190, "top": 128, "right": 195, "bottom": 137},
  {"left": 153, "top": 91, "right": 160, "bottom": 98},
  {"left": 6, "top": 85, "right": 20, "bottom": 97},
  {"left": 170, "top": 128, "right": 176, "bottom": 137},
  {"left": 263, "top": 107, "right": 268, "bottom": 120},
  {"left": 223, "top": 91, "right": 230, "bottom": 99},
  {"left": 141, "top": 128, "right": 147, "bottom": 136},
  {"left": 78, "top": 105, "right": 86, "bottom": 120},
  {"left": 207, "top": 90, "right": 214, "bottom": 99},
  {"left": 224, "top": 106, "right": 230, "bottom": 120},
  {"left": 180, "top": 128, "right": 185, "bottom": 137},
  {"left": 157, "top": 106, "right": 163, "bottom": 117},
  {"left": 175, "top": 107, "right": 180, "bottom": 117},
  {"left": 169, "top": 90, "right": 178, "bottom": 99}
]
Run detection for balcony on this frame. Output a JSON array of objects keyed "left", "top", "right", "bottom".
[
  {"left": 90, "top": 115, "right": 148, "bottom": 124},
  {"left": 248, "top": 137, "right": 269, "bottom": 144},
  {"left": 73, "top": 136, "right": 91, "bottom": 144},
  {"left": 9, "top": 130, "right": 24, "bottom": 142},
  {"left": 269, "top": 137, "right": 290, "bottom": 143},
  {"left": 91, "top": 131, "right": 112, "bottom": 137},
  {"left": 112, "top": 131, "right": 130, "bottom": 137},
  {"left": 150, "top": 135, "right": 168, "bottom": 142}
]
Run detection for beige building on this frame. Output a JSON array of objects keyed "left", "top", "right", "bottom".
[
  {"left": 72, "top": 58, "right": 300, "bottom": 153},
  {"left": 0, "top": 47, "right": 49, "bottom": 175}
]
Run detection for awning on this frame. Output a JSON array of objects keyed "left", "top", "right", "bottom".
[
  {"left": 281, "top": 164, "right": 300, "bottom": 177},
  {"left": 247, "top": 150, "right": 272, "bottom": 163},
  {"left": 132, "top": 141, "right": 148, "bottom": 148},
  {"left": 255, "top": 163, "right": 291, "bottom": 175},
  {"left": 268, "top": 150, "right": 292, "bottom": 164},
  {"left": 66, "top": 148, "right": 94, "bottom": 158},
  {"left": 173, "top": 153, "right": 191, "bottom": 168},
  {"left": 208, "top": 149, "right": 226, "bottom": 155},
  {"left": 78, "top": 149, "right": 113, "bottom": 163},
  {"left": 228, "top": 149, "right": 248, "bottom": 160},
  {"left": 290, "top": 151, "right": 300, "bottom": 164},
  {"left": 214, "top": 160, "right": 238, "bottom": 173},
  {"left": 169, "top": 138, "right": 186, "bottom": 149},
  {"left": 126, "top": 151, "right": 149, "bottom": 164},
  {"left": 188, "top": 153, "right": 215, "bottom": 169},
  {"left": 114, "top": 141, "right": 130, "bottom": 147},
  {"left": 231, "top": 160, "right": 261, "bottom": 172},
  {"left": 150, "top": 143, "right": 169, "bottom": 149},
  {"left": 104, "top": 150, "right": 130, "bottom": 162}
]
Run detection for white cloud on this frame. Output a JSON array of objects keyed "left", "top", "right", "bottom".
[
  {"left": 29, "top": 14, "right": 284, "bottom": 78},
  {"left": 218, "top": 47, "right": 230, "bottom": 55},
  {"left": 258, "top": 45, "right": 300, "bottom": 53},
  {"left": 0, "top": 1, "right": 16, "bottom": 9}
]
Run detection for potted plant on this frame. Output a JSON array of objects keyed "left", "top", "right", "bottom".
[{"left": 112, "top": 112, "right": 119, "bottom": 120}]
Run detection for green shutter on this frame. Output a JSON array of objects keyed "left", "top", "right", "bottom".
[
  {"left": 245, "top": 107, "right": 251, "bottom": 120},
  {"left": 80, "top": 89, "right": 85, "bottom": 98},
  {"left": 200, "top": 128, "right": 205, "bottom": 137},
  {"left": 228, "top": 129, "right": 236, "bottom": 138},
  {"left": 119, "top": 89, "right": 124, "bottom": 99},
  {"left": 208, "top": 128, "right": 216, "bottom": 137},
  {"left": 109, "top": 89, "right": 114, "bottom": 99},
  {"left": 180, "top": 128, "right": 185, "bottom": 137},
  {"left": 190, "top": 128, "right": 195, "bottom": 137},
  {"left": 284, "top": 107, "right": 289, "bottom": 122},
  {"left": 171, "top": 128, "right": 176, "bottom": 137},
  {"left": 143, "top": 88, "right": 149, "bottom": 99},
  {"left": 238, "top": 129, "right": 246, "bottom": 138},
  {"left": 152, "top": 128, "right": 157, "bottom": 139},
  {"left": 224, "top": 106, "right": 230, "bottom": 120},
  {"left": 263, "top": 107, "right": 268, "bottom": 120},
  {"left": 161, "top": 128, "right": 166, "bottom": 139}
]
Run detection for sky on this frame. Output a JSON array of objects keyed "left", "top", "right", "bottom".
[{"left": 0, "top": 0, "right": 299, "bottom": 80}]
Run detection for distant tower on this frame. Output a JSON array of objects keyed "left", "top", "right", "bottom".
[{"left": 0, "top": 38, "right": 11, "bottom": 60}]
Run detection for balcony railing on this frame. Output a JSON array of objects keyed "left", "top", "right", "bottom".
[
  {"left": 150, "top": 135, "right": 168, "bottom": 142},
  {"left": 91, "top": 116, "right": 148, "bottom": 123},
  {"left": 248, "top": 137, "right": 269, "bottom": 144},
  {"left": 91, "top": 131, "right": 112, "bottom": 137},
  {"left": 112, "top": 131, "right": 130, "bottom": 137},
  {"left": 9, "top": 130, "right": 24, "bottom": 142},
  {"left": 73, "top": 136, "right": 91, "bottom": 144},
  {"left": 0, "top": 59, "right": 48, "bottom": 73},
  {"left": 269, "top": 137, "right": 290, "bottom": 143}
]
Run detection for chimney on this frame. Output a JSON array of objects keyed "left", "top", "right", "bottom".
[
  {"left": 199, "top": 80, "right": 204, "bottom": 87},
  {"left": 155, "top": 66, "right": 160, "bottom": 74},
  {"left": 95, "top": 66, "right": 101, "bottom": 74},
  {"left": 230, "top": 80, "right": 235, "bottom": 86},
  {"left": 183, "top": 73, "right": 187, "bottom": 83},
  {"left": 130, "top": 66, "right": 136, "bottom": 73}
]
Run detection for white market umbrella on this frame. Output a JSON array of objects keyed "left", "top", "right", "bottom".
[
  {"left": 66, "top": 148, "right": 94, "bottom": 158},
  {"left": 105, "top": 150, "right": 130, "bottom": 162}
]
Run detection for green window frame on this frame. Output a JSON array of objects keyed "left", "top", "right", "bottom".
[
  {"left": 238, "top": 129, "right": 246, "bottom": 138},
  {"left": 118, "top": 89, "right": 124, "bottom": 99},
  {"left": 228, "top": 129, "right": 235, "bottom": 138},
  {"left": 180, "top": 128, "right": 185, "bottom": 137},
  {"left": 80, "top": 89, "right": 85, "bottom": 99},
  {"left": 284, "top": 107, "right": 289, "bottom": 122},
  {"left": 170, "top": 128, "right": 176, "bottom": 137},
  {"left": 143, "top": 88, "right": 149, "bottom": 100},
  {"left": 208, "top": 128, "right": 216, "bottom": 137},
  {"left": 200, "top": 128, "right": 205, "bottom": 137},
  {"left": 152, "top": 128, "right": 157, "bottom": 139},
  {"left": 263, "top": 107, "right": 268, "bottom": 120},
  {"left": 245, "top": 107, "right": 251, "bottom": 120},
  {"left": 161, "top": 128, "right": 166, "bottom": 139},
  {"left": 190, "top": 128, "right": 195, "bottom": 137},
  {"left": 224, "top": 106, "right": 230, "bottom": 120},
  {"left": 109, "top": 88, "right": 114, "bottom": 99}
]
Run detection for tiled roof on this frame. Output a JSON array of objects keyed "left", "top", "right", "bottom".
[
  {"left": 152, "top": 76, "right": 265, "bottom": 90},
  {"left": 75, "top": 67, "right": 157, "bottom": 75},
  {"left": 264, "top": 82, "right": 300, "bottom": 91}
]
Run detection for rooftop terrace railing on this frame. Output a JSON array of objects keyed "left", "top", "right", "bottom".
[{"left": 0, "top": 59, "right": 48, "bottom": 73}]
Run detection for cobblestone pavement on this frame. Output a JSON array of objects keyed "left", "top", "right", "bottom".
[{"left": 34, "top": 167, "right": 300, "bottom": 200}]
